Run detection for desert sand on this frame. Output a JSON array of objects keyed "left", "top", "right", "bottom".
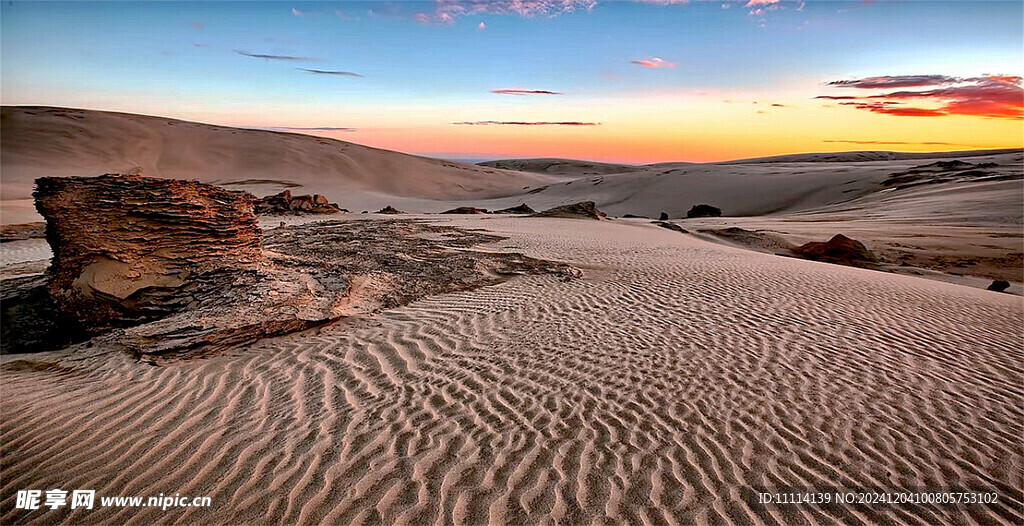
[
  {"left": 2, "top": 215, "right": 1022, "bottom": 525},
  {"left": 2, "top": 107, "right": 1023, "bottom": 524}
]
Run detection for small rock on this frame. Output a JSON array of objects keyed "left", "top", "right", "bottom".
[
  {"left": 493, "top": 203, "right": 536, "bottom": 214},
  {"left": 441, "top": 207, "right": 489, "bottom": 214},
  {"left": 686, "top": 204, "right": 722, "bottom": 218},
  {"left": 792, "top": 234, "right": 877, "bottom": 267},
  {"left": 987, "top": 280, "right": 1010, "bottom": 292},
  {"left": 659, "top": 212, "right": 669, "bottom": 220}
]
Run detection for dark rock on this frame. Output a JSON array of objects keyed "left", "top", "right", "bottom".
[
  {"left": 0, "top": 222, "right": 46, "bottom": 243},
  {"left": 792, "top": 234, "right": 877, "bottom": 267},
  {"left": 1, "top": 275, "right": 88, "bottom": 353},
  {"left": 622, "top": 214, "right": 649, "bottom": 219},
  {"left": 653, "top": 221, "right": 688, "bottom": 233},
  {"left": 532, "top": 201, "right": 607, "bottom": 220},
  {"left": 441, "top": 207, "right": 489, "bottom": 214},
  {"left": 376, "top": 206, "right": 404, "bottom": 214},
  {"left": 34, "top": 174, "right": 264, "bottom": 333},
  {"left": 254, "top": 190, "right": 344, "bottom": 215},
  {"left": 686, "top": 204, "right": 722, "bottom": 218},
  {"left": 659, "top": 212, "right": 669, "bottom": 220},
  {"left": 987, "top": 280, "right": 1011, "bottom": 292},
  {"left": 493, "top": 203, "right": 536, "bottom": 214}
]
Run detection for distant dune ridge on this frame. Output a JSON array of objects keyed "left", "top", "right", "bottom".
[
  {"left": 2, "top": 106, "right": 1021, "bottom": 289},
  {"left": 3, "top": 106, "right": 1021, "bottom": 224},
  {"left": 0, "top": 106, "right": 551, "bottom": 220}
]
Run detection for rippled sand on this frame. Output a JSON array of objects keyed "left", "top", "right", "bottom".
[{"left": 2, "top": 216, "right": 1022, "bottom": 525}]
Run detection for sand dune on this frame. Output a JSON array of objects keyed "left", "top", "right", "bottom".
[
  {"left": 478, "top": 158, "right": 644, "bottom": 176},
  {"left": 0, "top": 106, "right": 552, "bottom": 222},
  {"left": 2, "top": 216, "right": 1022, "bottom": 525}
]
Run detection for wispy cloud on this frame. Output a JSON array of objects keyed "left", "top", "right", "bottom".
[
  {"left": 491, "top": 88, "right": 563, "bottom": 95},
  {"left": 193, "top": 42, "right": 211, "bottom": 48},
  {"left": 822, "top": 139, "right": 968, "bottom": 146},
  {"left": 414, "top": 0, "right": 597, "bottom": 24},
  {"left": 452, "top": 121, "right": 599, "bottom": 126},
  {"left": 236, "top": 50, "right": 311, "bottom": 61},
  {"left": 255, "top": 126, "right": 357, "bottom": 132},
  {"left": 291, "top": 7, "right": 308, "bottom": 17},
  {"left": 630, "top": 57, "right": 677, "bottom": 68},
  {"left": 818, "top": 74, "right": 1023, "bottom": 119},
  {"left": 477, "top": 21, "right": 486, "bottom": 30},
  {"left": 298, "top": 68, "right": 364, "bottom": 77},
  {"left": 827, "top": 75, "right": 960, "bottom": 89}
]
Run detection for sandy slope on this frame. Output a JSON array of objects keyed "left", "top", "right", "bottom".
[
  {"left": 2, "top": 216, "right": 1022, "bottom": 525},
  {"left": 0, "top": 106, "right": 552, "bottom": 222}
]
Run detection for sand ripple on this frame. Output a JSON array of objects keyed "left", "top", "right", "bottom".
[{"left": 2, "top": 217, "right": 1022, "bottom": 525}]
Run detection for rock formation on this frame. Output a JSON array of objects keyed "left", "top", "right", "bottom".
[
  {"left": 532, "top": 201, "right": 607, "bottom": 220},
  {"left": 254, "top": 190, "right": 345, "bottom": 215},
  {"left": 659, "top": 212, "right": 669, "bottom": 220},
  {"left": 686, "top": 204, "right": 722, "bottom": 218},
  {"left": 0, "top": 222, "right": 45, "bottom": 243},
  {"left": 376, "top": 206, "right": 405, "bottom": 214},
  {"left": 494, "top": 203, "right": 536, "bottom": 214},
  {"left": 987, "top": 280, "right": 1010, "bottom": 292},
  {"left": 34, "top": 174, "right": 264, "bottom": 332},
  {"left": 23, "top": 174, "right": 578, "bottom": 357},
  {"left": 441, "top": 207, "right": 489, "bottom": 214},
  {"left": 792, "top": 234, "right": 877, "bottom": 267}
]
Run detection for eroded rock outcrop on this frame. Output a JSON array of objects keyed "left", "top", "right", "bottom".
[
  {"left": 532, "top": 201, "right": 607, "bottom": 220},
  {"left": 25, "top": 174, "right": 577, "bottom": 357},
  {"left": 376, "top": 206, "right": 405, "bottom": 214},
  {"left": 34, "top": 174, "right": 264, "bottom": 332},
  {"left": 254, "top": 190, "right": 345, "bottom": 215},
  {"left": 0, "top": 222, "right": 46, "bottom": 243},
  {"left": 792, "top": 234, "right": 877, "bottom": 267}
]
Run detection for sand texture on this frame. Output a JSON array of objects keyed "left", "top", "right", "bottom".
[{"left": 2, "top": 216, "right": 1022, "bottom": 525}]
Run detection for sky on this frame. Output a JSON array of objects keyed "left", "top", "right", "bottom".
[{"left": 2, "top": 0, "right": 1022, "bottom": 163}]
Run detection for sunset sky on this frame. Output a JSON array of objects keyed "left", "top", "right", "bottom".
[{"left": 2, "top": 0, "right": 1022, "bottom": 163}]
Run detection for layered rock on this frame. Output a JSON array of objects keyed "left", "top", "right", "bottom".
[
  {"left": 254, "top": 190, "right": 345, "bottom": 215},
  {"left": 34, "top": 174, "right": 264, "bottom": 332},
  {"left": 532, "top": 201, "right": 607, "bottom": 220},
  {"left": 26, "top": 174, "right": 578, "bottom": 357},
  {"left": 0, "top": 222, "right": 46, "bottom": 243}
]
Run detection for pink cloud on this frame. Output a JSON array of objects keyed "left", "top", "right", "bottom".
[
  {"left": 819, "top": 75, "right": 1023, "bottom": 119},
  {"left": 477, "top": 21, "right": 486, "bottom": 29},
  {"left": 630, "top": 57, "right": 677, "bottom": 68},
  {"left": 190, "top": 22, "right": 204, "bottom": 30}
]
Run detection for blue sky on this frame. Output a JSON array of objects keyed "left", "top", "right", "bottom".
[{"left": 2, "top": 1, "right": 1022, "bottom": 162}]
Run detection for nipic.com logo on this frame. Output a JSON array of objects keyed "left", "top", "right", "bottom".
[{"left": 14, "top": 490, "right": 211, "bottom": 511}]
